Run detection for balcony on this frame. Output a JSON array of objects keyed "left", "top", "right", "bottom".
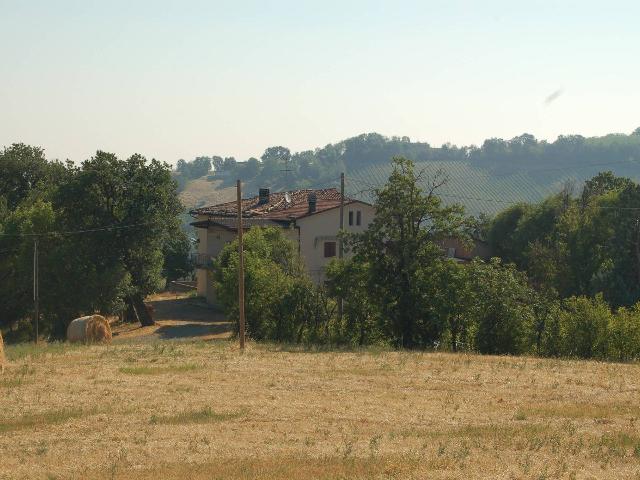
[{"left": 191, "top": 253, "right": 215, "bottom": 269}]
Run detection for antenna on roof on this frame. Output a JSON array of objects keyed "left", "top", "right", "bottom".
[{"left": 279, "top": 155, "right": 293, "bottom": 187}]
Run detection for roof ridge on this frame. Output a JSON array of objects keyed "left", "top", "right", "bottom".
[{"left": 188, "top": 187, "right": 367, "bottom": 221}]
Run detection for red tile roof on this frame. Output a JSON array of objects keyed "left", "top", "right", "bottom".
[{"left": 190, "top": 188, "right": 365, "bottom": 221}]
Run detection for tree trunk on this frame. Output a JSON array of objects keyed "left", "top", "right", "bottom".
[
  {"left": 451, "top": 319, "right": 458, "bottom": 352},
  {"left": 124, "top": 300, "right": 139, "bottom": 323},
  {"left": 132, "top": 294, "right": 155, "bottom": 326}
]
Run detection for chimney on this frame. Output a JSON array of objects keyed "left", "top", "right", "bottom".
[
  {"left": 308, "top": 192, "right": 317, "bottom": 213},
  {"left": 258, "top": 188, "right": 270, "bottom": 205}
]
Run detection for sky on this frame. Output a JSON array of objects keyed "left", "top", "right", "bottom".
[{"left": 1, "top": 0, "right": 639, "bottom": 165}]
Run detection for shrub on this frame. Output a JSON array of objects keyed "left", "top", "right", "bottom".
[
  {"left": 214, "top": 227, "right": 339, "bottom": 343},
  {"left": 467, "top": 258, "right": 537, "bottom": 355},
  {"left": 558, "top": 294, "right": 611, "bottom": 359},
  {"left": 608, "top": 304, "right": 640, "bottom": 361}
]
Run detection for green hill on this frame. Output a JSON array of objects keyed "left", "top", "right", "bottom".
[
  {"left": 176, "top": 130, "right": 640, "bottom": 217},
  {"left": 347, "top": 158, "right": 640, "bottom": 216}
]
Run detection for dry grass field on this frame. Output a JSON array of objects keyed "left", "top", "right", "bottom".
[
  {"left": 179, "top": 177, "right": 236, "bottom": 210},
  {"left": 1, "top": 340, "right": 640, "bottom": 479}
]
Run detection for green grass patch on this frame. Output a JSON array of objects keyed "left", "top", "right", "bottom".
[
  {"left": 150, "top": 406, "right": 247, "bottom": 425},
  {"left": 119, "top": 363, "right": 200, "bottom": 375},
  {"left": 5, "top": 342, "right": 79, "bottom": 362},
  {"left": 0, "top": 376, "right": 31, "bottom": 389},
  {"left": 0, "top": 407, "right": 95, "bottom": 433}
]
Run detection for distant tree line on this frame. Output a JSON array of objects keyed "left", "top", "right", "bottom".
[
  {"left": 0, "top": 144, "right": 191, "bottom": 341},
  {"left": 177, "top": 129, "right": 640, "bottom": 192},
  {"left": 214, "top": 157, "right": 640, "bottom": 362}
]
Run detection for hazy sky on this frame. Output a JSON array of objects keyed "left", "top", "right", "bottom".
[{"left": 1, "top": 0, "right": 639, "bottom": 164}]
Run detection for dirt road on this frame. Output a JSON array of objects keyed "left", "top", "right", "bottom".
[{"left": 112, "top": 292, "right": 232, "bottom": 342}]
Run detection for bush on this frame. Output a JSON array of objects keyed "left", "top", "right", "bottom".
[
  {"left": 325, "top": 259, "right": 382, "bottom": 346},
  {"left": 557, "top": 295, "right": 611, "bottom": 359},
  {"left": 608, "top": 304, "right": 640, "bottom": 361},
  {"left": 213, "top": 227, "right": 338, "bottom": 343},
  {"left": 467, "top": 258, "right": 537, "bottom": 355}
]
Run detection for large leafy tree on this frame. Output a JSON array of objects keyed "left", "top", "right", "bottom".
[
  {"left": 54, "top": 152, "right": 184, "bottom": 326},
  {"left": 347, "top": 157, "right": 469, "bottom": 348},
  {"left": 1, "top": 145, "right": 187, "bottom": 337}
]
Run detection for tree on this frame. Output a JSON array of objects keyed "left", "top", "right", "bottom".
[
  {"left": 467, "top": 258, "right": 537, "bottom": 355},
  {"left": 213, "top": 227, "right": 306, "bottom": 340},
  {"left": 558, "top": 295, "right": 611, "bottom": 359},
  {"left": 163, "top": 233, "right": 193, "bottom": 282},
  {"left": 429, "top": 260, "right": 474, "bottom": 352},
  {"left": 347, "top": 157, "right": 469, "bottom": 348},
  {"left": 54, "top": 152, "right": 183, "bottom": 326},
  {"left": 325, "top": 258, "right": 381, "bottom": 346},
  {"left": 0, "top": 143, "right": 66, "bottom": 210},
  {"left": 581, "top": 171, "right": 632, "bottom": 204}
]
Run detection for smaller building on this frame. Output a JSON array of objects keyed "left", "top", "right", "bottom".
[{"left": 190, "top": 188, "right": 375, "bottom": 304}]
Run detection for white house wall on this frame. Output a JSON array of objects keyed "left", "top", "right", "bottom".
[
  {"left": 196, "top": 202, "right": 375, "bottom": 303},
  {"left": 296, "top": 202, "right": 375, "bottom": 282}
]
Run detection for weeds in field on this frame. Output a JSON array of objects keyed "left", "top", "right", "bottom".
[
  {"left": 0, "top": 407, "right": 98, "bottom": 433},
  {"left": 149, "top": 406, "right": 246, "bottom": 425}
]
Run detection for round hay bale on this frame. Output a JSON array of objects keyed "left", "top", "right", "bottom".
[{"left": 67, "top": 315, "right": 112, "bottom": 344}]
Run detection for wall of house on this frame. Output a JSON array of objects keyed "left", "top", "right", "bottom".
[
  {"left": 195, "top": 203, "right": 375, "bottom": 304},
  {"left": 297, "top": 201, "right": 375, "bottom": 283},
  {"left": 195, "top": 217, "right": 238, "bottom": 304},
  {"left": 195, "top": 217, "right": 298, "bottom": 304}
]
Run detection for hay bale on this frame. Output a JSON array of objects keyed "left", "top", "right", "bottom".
[
  {"left": 0, "top": 330, "right": 5, "bottom": 373},
  {"left": 67, "top": 315, "right": 112, "bottom": 344}
]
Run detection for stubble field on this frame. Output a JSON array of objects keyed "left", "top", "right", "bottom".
[{"left": 1, "top": 340, "right": 640, "bottom": 479}]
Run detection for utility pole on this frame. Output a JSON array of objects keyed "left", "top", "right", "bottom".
[
  {"left": 338, "top": 172, "right": 345, "bottom": 322},
  {"left": 236, "top": 180, "right": 246, "bottom": 350},
  {"left": 33, "top": 237, "right": 39, "bottom": 345}
]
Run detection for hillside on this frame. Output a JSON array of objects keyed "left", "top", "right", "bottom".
[
  {"left": 178, "top": 131, "right": 640, "bottom": 216},
  {"left": 179, "top": 177, "right": 236, "bottom": 210},
  {"left": 347, "top": 158, "right": 640, "bottom": 216},
  {"left": 3, "top": 340, "right": 639, "bottom": 479}
]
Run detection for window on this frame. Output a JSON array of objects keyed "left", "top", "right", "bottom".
[
  {"left": 356, "top": 210, "right": 362, "bottom": 226},
  {"left": 348, "top": 211, "right": 354, "bottom": 226},
  {"left": 324, "top": 241, "right": 336, "bottom": 258}
]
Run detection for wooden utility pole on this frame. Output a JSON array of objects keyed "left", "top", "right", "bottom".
[
  {"left": 339, "top": 172, "right": 345, "bottom": 258},
  {"left": 236, "top": 180, "right": 246, "bottom": 350},
  {"left": 33, "top": 237, "right": 39, "bottom": 345},
  {"left": 338, "top": 173, "right": 345, "bottom": 321}
]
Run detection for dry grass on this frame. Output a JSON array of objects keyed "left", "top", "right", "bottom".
[
  {"left": 179, "top": 177, "right": 236, "bottom": 209},
  {"left": 2, "top": 341, "right": 640, "bottom": 479},
  {"left": 149, "top": 406, "right": 247, "bottom": 425},
  {"left": 118, "top": 363, "right": 200, "bottom": 375}
]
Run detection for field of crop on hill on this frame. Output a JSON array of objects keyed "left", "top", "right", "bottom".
[
  {"left": 175, "top": 159, "right": 640, "bottom": 218},
  {"left": 347, "top": 160, "right": 640, "bottom": 216},
  {"left": 2, "top": 340, "right": 640, "bottom": 480}
]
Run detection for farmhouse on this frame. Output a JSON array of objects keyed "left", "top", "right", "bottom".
[{"left": 190, "top": 188, "right": 375, "bottom": 304}]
